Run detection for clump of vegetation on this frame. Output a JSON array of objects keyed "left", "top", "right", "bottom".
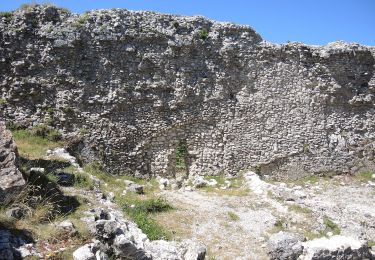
[
  {"left": 368, "top": 240, "right": 375, "bottom": 247},
  {"left": 74, "top": 172, "right": 94, "bottom": 190},
  {"left": 117, "top": 196, "right": 173, "bottom": 240},
  {"left": 74, "top": 13, "right": 90, "bottom": 28},
  {"left": 0, "top": 11, "right": 13, "bottom": 19},
  {"left": 323, "top": 215, "right": 341, "bottom": 236},
  {"left": 199, "top": 28, "right": 209, "bottom": 40},
  {"left": 176, "top": 140, "right": 187, "bottom": 170},
  {"left": 355, "top": 171, "right": 373, "bottom": 183},
  {"left": 0, "top": 98, "right": 7, "bottom": 105},
  {"left": 172, "top": 21, "right": 179, "bottom": 29},
  {"left": 227, "top": 211, "right": 240, "bottom": 221},
  {"left": 288, "top": 204, "right": 312, "bottom": 214}
]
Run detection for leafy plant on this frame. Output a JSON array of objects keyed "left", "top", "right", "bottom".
[
  {"left": 323, "top": 216, "right": 341, "bottom": 235},
  {"left": 199, "top": 28, "right": 209, "bottom": 40},
  {"left": 0, "top": 98, "right": 7, "bottom": 105}
]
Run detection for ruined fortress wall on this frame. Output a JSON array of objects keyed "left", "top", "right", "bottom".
[{"left": 1, "top": 5, "right": 374, "bottom": 178}]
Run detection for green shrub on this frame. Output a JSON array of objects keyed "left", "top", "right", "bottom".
[
  {"left": 323, "top": 216, "right": 341, "bottom": 235},
  {"left": 0, "top": 11, "right": 12, "bottom": 19},
  {"left": 0, "top": 99, "right": 7, "bottom": 105},
  {"left": 172, "top": 21, "right": 179, "bottom": 29},
  {"left": 199, "top": 28, "right": 209, "bottom": 40},
  {"left": 227, "top": 211, "right": 240, "bottom": 221},
  {"left": 118, "top": 196, "right": 172, "bottom": 240}
]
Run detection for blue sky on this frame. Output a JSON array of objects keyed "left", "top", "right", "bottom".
[{"left": 1, "top": 0, "right": 374, "bottom": 45}]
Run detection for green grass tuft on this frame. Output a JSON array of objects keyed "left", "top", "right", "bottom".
[
  {"left": 355, "top": 172, "right": 373, "bottom": 183},
  {"left": 117, "top": 196, "right": 172, "bottom": 240},
  {"left": 323, "top": 215, "right": 341, "bottom": 236},
  {"left": 227, "top": 211, "right": 240, "bottom": 221}
]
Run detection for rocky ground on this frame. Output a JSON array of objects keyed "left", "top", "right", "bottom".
[{"left": 155, "top": 172, "right": 375, "bottom": 259}]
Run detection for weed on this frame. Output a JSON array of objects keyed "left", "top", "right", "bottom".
[
  {"left": 227, "top": 211, "right": 240, "bottom": 221},
  {"left": 355, "top": 172, "right": 373, "bottom": 183},
  {"left": 117, "top": 196, "right": 172, "bottom": 240},
  {"left": 368, "top": 240, "right": 375, "bottom": 247},
  {"left": 0, "top": 98, "right": 7, "bottom": 105},
  {"left": 288, "top": 204, "right": 312, "bottom": 214},
  {"left": 323, "top": 215, "right": 341, "bottom": 235},
  {"left": 172, "top": 21, "right": 179, "bottom": 29},
  {"left": 199, "top": 28, "right": 209, "bottom": 40},
  {"left": 74, "top": 172, "right": 94, "bottom": 190},
  {"left": 0, "top": 11, "right": 12, "bottom": 19}
]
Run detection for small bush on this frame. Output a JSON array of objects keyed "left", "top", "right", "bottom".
[
  {"left": 227, "top": 211, "right": 240, "bottom": 221},
  {"left": 118, "top": 196, "right": 172, "bottom": 240},
  {"left": 172, "top": 21, "right": 179, "bottom": 29},
  {"left": 323, "top": 216, "right": 341, "bottom": 235},
  {"left": 0, "top": 98, "right": 7, "bottom": 105},
  {"left": 0, "top": 11, "right": 13, "bottom": 19},
  {"left": 199, "top": 28, "right": 209, "bottom": 40}
]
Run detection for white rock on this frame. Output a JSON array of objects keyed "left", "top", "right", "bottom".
[{"left": 73, "top": 244, "right": 95, "bottom": 260}]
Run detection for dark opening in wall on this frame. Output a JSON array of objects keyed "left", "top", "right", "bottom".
[{"left": 175, "top": 139, "right": 188, "bottom": 175}]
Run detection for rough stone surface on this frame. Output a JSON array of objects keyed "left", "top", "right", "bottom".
[
  {"left": 0, "top": 121, "right": 25, "bottom": 205},
  {"left": 267, "top": 231, "right": 304, "bottom": 260},
  {"left": 299, "top": 235, "right": 372, "bottom": 260},
  {"left": 0, "top": 5, "right": 375, "bottom": 179},
  {"left": 73, "top": 243, "right": 96, "bottom": 260}
]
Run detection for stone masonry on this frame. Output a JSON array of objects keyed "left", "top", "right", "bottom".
[{"left": 0, "top": 5, "right": 374, "bottom": 179}]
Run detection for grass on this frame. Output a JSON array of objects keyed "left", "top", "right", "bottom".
[
  {"left": 12, "top": 129, "right": 62, "bottom": 159},
  {"left": 355, "top": 172, "right": 373, "bottom": 183},
  {"left": 322, "top": 215, "right": 341, "bottom": 236},
  {"left": 288, "top": 204, "right": 313, "bottom": 214},
  {"left": 116, "top": 195, "right": 173, "bottom": 240},
  {"left": 227, "top": 211, "right": 240, "bottom": 221},
  {"left": 176, "top": 140, "right": 187, "bottom": 170}
]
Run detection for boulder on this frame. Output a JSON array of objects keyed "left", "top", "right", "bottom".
[
  {"left": 192, "top": 176, "right": 207, "bottom": 188},
  {"left": 181, "top": 239, "right": 206, "bottom": 260},
  {"left": 5, "top": 207, "right": 25, "bottom": 219},
  {"left": 126, "top": 183, "right": 144, "bottom": 194},
  {"left": 0, "top": 121, "right": 25, "bottom": 205},
  {"left": 113, "top": 234, "right": 151, "bottom": 259},
  {"left": 57, "top": 220, "right": 77, "bottom": 235},
  {"left": 73, "top": 243, "right": 96, "bottom": 260},
  {"left": 299, "top": 235, "right": 372, "bottom": 259},
  {"left": 267, "top": 231, "right": 304, "bottom": 260}
]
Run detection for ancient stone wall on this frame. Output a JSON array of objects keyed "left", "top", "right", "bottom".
[{"left": 1, "top": 5, "right": 374, "bottom": 178}]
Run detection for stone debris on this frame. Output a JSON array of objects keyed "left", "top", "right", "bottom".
[
  {"left": 0, "top": 122, "right": 26, "bottom": 205},
  {"left": 267, "top": 231, "right": 304, "bottom": 260},
  {"left": 299, "top": 235, "right": 372, "bottom": 260},
  {"left": 126, "top": 183, "right": 144, "bottom": 194}
]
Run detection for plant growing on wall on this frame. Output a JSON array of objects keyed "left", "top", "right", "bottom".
[{"left": 176, "top": 140, "right": 187, "bottom": 170}]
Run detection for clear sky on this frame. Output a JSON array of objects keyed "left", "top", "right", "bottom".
[{"left": 1, "top": 0, "right": 374, "bottom": 46}]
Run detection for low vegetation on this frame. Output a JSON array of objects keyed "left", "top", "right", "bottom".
[
  {"left": 117, "top": 195, "right": 173, "bottom": 240},
  {"left": 199, "top": 28, "right": 209, "bottom": 40},
  {"left": 12, "top": 129, "right": 62, "bottom": 159},
  {"left": 227, "top": 211, "right": 240, "bottom": 221},
  {"left": 355, "top": 171, "right": 373, "bottom": 183}
]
